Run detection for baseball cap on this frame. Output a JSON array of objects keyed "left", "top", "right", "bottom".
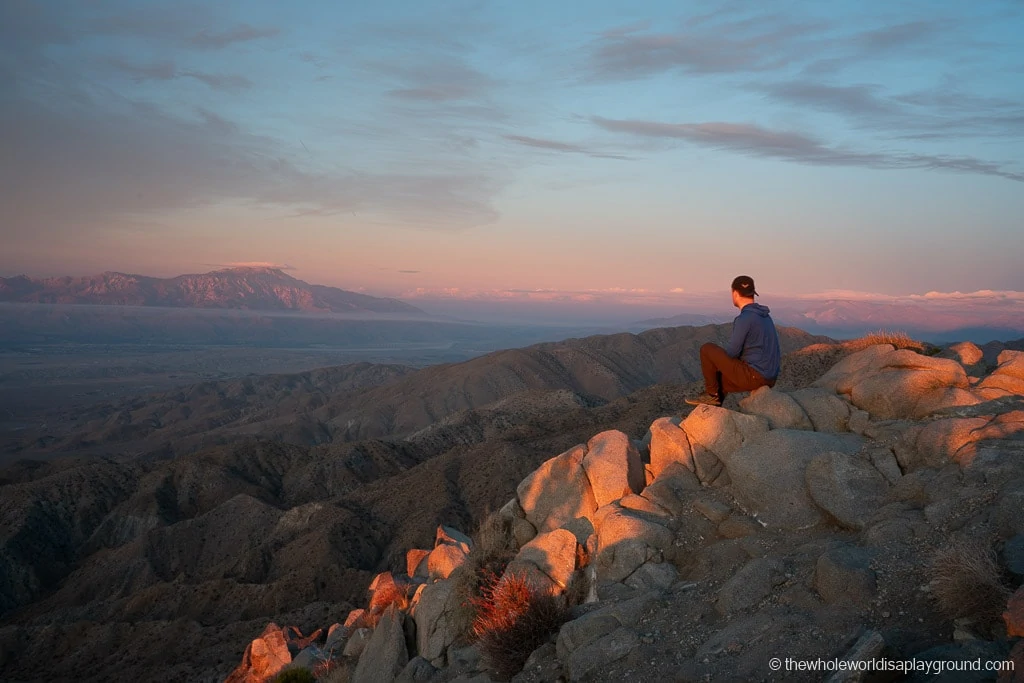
[{"left": 731, "top": 275, "right": 758, "bottom": 297}]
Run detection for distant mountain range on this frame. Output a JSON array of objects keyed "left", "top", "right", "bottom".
[
  {"left": 630, "top": 312, "right": 732, "bottom": 330},
  {"left": 0, "top": 267, "right": 424, "bottom": 314},
  {"left": 780, "top": 298, "right": 1024, "bottom": 336}
]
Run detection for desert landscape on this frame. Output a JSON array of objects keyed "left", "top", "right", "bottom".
[
  {"left": 0, "top": 267, "right": 611, "bottom": 462},
  {"left": 2, "top": 318, "right": 1024, "bottom": 682},
  {"left": 4, "top": 1, "right": 1024, "bottom": 681}
]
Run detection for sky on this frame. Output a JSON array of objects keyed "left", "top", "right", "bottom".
[{"left": 2, "top": 0, "right": 1023, "bottom": 321}]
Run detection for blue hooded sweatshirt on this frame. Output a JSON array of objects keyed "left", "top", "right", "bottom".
[{"left": 725, "top": 302, "right": 780, "bottom": 380}]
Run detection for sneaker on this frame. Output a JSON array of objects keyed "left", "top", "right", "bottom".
[{"left": 685, "top": 392, "right": 722, "bottom": 407}]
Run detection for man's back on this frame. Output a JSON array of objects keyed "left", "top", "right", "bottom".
[
  {"left": 726, "top": 302, "right": 780, "bottom": 381},
  {"left": 687, "top": 275, "right": 781, "bottom": 407}
]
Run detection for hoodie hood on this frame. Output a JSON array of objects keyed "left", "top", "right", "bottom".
[{"left": 742, "top": 302, "right": 771, "bottom": 317}]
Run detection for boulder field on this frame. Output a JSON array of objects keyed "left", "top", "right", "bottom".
[{"left": 227, "top": 344, "right": 1024, "bottom": 682}]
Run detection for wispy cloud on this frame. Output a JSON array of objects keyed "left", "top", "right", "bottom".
[
  {"left": 196, "top": 107, "right": 238, "bottom": 135},
  {"left": 855, "top": 20, "right": 950, "bottom": 51},
  {"left": 796, "top": 289, "right": 894, "bottom": 301},
  {"left": 591, "top": 117, "right": 1024, "bottom": 182},
  {"left": 503, "top": 134, "right": 630, "bottom": 160},
  {"left": 106, "top": 58, "right": 177, "bottom": 81},
  {"left": 390, "top": 84, "right": 482, "bottom": 102},
  {"left": 181, "top": 70, "right": 252, "bottom": 91},
  {"left": 761, "top": 81, "right": 897, "bottom": 118},
  {"left": 188, "top": 24, "right": 280, "bottom": 50},
  {"left": 297, "top": 51, "right": 329, "bottom": 69},
  {"left": 758, "top": 79, "right": 1024, "bottom": 140},
  {"left": 1, "top": 2, "right": 505, "bottom": 236},
  {"left": 588, "top": 29, "right": 778, "bottom": 79},
  {"left": 376, "top": 56, "right": 495, "bottom": 103},
  {"left": 791, "top": 288, "right": 1024, "bottom": 306},
  {"left": 913, "top": 290, "right": 1024, "bottom": 302},
  {"left": 585, "top": 13, "right": 823, "bottom": 80},
  {"left": 1, "top": 90, "right": 503, "bottom": 239},
  {"left": 107, "top": 57, "right": 251, "bottom": 91},
  {"left": 598, "top": 21, "right": 652, "bottom": 39}
]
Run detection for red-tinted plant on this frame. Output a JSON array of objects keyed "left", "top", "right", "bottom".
[{"left": 470, "top": 571, "right": 567, "bottom": 679}]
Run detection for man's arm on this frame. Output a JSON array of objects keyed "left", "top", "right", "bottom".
[{"left": 725, "top": 315, "right": 750, "bottom": 358}]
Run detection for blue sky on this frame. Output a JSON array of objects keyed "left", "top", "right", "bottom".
[{"left": 1, "top": 0, "right": 1023, "bottom": 305}]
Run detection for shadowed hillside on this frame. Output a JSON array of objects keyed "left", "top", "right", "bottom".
[{"left": 2, "top": 324, "right": 827, "bottom": 460}]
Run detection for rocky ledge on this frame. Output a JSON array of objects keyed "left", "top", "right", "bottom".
[{"left": 228, "top": 343, "right": 1024, "bottom": 682}]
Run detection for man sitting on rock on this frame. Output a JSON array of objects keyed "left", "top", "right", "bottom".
[{"left": 686, "top": 275, "right": 780, "bottom": 407}]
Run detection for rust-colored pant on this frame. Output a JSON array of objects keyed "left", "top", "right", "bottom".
[{"left": 700, "top": 342, "right": 774, "bottom": 399}]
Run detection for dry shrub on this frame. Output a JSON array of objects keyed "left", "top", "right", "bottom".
[
  {"left": 450, "top": 512, "right": 519, "bottom": 641},
  {"left": 472, "top": 571, "right": 568, "bottom": 680},
  {"left": 844, "top": 330, "right": 926, "bottom": 353},
  {"left": 318, "top": 661, "right": 352, "bottom": 683},
  {"left": 272, "top": 668, "right": 316, "bottom": 683},
  {"left": 775, "top": 343, "right": 849, "bottom": 390},
  {"left": 311, "top": 647, "right": 343, "bottom": 680},
  {"left": 931, "top": 538, "right": 1011, "bottom": 629},
  {"left": 475, "top": 512, "right": 518, "bottom": 560}
]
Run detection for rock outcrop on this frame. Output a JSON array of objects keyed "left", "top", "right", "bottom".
[
  {"left": 225, "top": 623, "right": 293, "bottom": 683},
  {"left": 352, "top": 606, "right": 409, "bottom": 683},
  {"left": 219, "top": 341, "right": 1024, "bottom": 682},
  {"left": 814, "top": 345, "right": 979, "bottom": 419},
  {"left": 517, "top": 444, "right": 598, "bottom": 533},
  {"left": 721, "top": 429, "right": 863, "bottom": 530},
  {"left": 583, "top": 431, "right": 645, "bottom": 508},
  {"left": 978, "top": 351, "right": 1024, "bottom": 400}
]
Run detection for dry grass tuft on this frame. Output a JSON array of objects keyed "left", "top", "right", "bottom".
[
  {"left": 931, "top": 538, "right": 1011, "bottom": 629},
  {"left": 844, "top": 330, "right": 927, "bottom": 353},
  {"left": 318, "top": 661, "right": 352, "bottom": 683},
  {"left": 472, "top": 571, "right": 568, "bottom": 680},
  {"left": 475, "top": 512, "right": 518, "bottom": 561},
  {"left": 449, "top": 512, "right": 520, "bottom": 642},
  {"left": 311, "top": 647, "right": 344, "bottom": 681}
]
